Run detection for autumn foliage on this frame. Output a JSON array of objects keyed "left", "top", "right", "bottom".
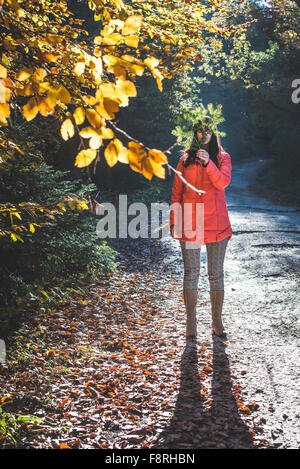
[{"left": 0, "top": 0, "right": 251, "bottom": 240}]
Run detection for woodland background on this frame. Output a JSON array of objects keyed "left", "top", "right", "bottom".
[{"left": 0, "top": 0, "right": 299, "bottom": 448}]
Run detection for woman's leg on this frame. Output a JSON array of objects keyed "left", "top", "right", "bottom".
[
  {"left": 206, "top": 236, "right": 229, "bottom": 336},
  {"left": 179, "top": 241, "right": 201, "bottom": 339}
]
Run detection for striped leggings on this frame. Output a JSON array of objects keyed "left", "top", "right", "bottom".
[{"left": 179, "top": 236, "right": 230, "bottom": 291}]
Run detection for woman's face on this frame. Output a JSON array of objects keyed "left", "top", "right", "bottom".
[{"left": 197, "top": 127, "right": 212, "bottom": 144}]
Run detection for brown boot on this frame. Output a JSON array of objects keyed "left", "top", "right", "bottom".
[
  {"left": 183, "top": 289, "right": 198, "bottom": 340},
  {"left": 209, "top": 290, "right": 226, "bottom": 337}
]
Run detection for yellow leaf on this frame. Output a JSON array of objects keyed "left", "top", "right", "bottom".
[
  {"left": 121, "top": 54, "right": 136, "bottom": 62},
  {"left": 82, "top": 95, "right": 96, "bottom": 106},
  {"left": 45, "top": 90, "right": 57, "bottom": 109},
  {"left": 18, "top": 83, "right": 34, "bottom": 97},
  {"left": 148, "top": 158, "right": 165, "bottom": 179},
  {"left": 0, "top": 64, "right": 7, "bottom": 79},
  {"left": 56, "top": 85, "right": 71, "bottom": 104},
  {"left": 103, "top": 56, "right": 129, "bottom": 79},
  {"left": 129, "top": 63, "right": 145, "bottom": 76},
  {"left": 148, "top": 149, "right": 168, "bottom": 164},
  {"left": 124, "top": 36, "right": 139, "bottom": 48},
  {"left": 77, "top": 201, "right": 89, "bottom": 210},
  {"left": 38, "top": 98, "right": 53, "bottom": 116},
  {"left": 95, "top": 87, "right": 103, "bottom": 103},
  {"left": 95, "top": 103, "right": 113, "bottom": 120},
  {"left": 32, "top": 68, "right": 47, "bottom": 83},
  {"left": 101, "top": 82, "right": 117, "bottom": 100},
  {"left": 118, "top": 147, "right": 129, "bottom": 164},
  {"left": 101, "top": 33, "right": 123, "bottom": 45},
  {"left": 104, "top": 139, "right": 124, "bottom": 167},
  {"left": 103, "top": 98, "right": 119, "bottom": 118},
  {"left": 94, "top": 36, "right": 102, "bottom": 45},
  {"left": 141, "top": 157, "right": 154, "bottom": 180},
  {"left": 23, "top": 97, "right": 38, "bottom": 121},
  {"left": 44, "top": 86, "right": 67, "bottom": 110},
  {"left": 122, "top": 15, "right": 143, "bottom": 36},
  {"left": 29, "top": 224, "right": 35, "bottom": 233},
  {"left": 89, "top": 134, "right": 103, "bottom": 150},
  {"left": 86, "top": 108, "right": 102, "bottom": 128},
  {"left": 156, "top": 76, "right": 163, "bottom": 92},
  {"left": 0, "top": 80, "right": 7, "bottom": 104},
  {"left": 73, "top": 107, "right": 85, "bottom": 125},
  {"left": 144, "top": 57, "right": 159, "bottom": 69},
  {"left": 74, "top": 61, "right": 85, "bottom": 76},
  {"left": 80, "top": 125, "right": 113, "bottom": 141},
  {"left": 100, "top": 127, "right": 114, "bottom": 139},
  {"left": 128, "top": 141, "right": 147, "bottom": 160},
  {"left": 0, "top": 117, "right": 8, "bottom": 126},
  {"left": 57, "top": 202, "right": 66, "bottom": 211},
  {"left": 152, "top": 69, "right": 164, "bottom": 91},
  {"left": 75, "top": 149, "right": 97, "bottom": 168},
  {"left": 115, "top": 79, "right": 137, "bottom": 98},
  {"left": 89, "top": 57, "right": 103, "bottom": 78},
  {"left": 39, "top": 82, "right": 52, "bottom": 93},
  {"left": 102, "top": 54, "right": 119, "bottom": 67},
  {"left": 127, "top": 141, "right": 147, "bottom": 173},
  {"left": 61, "top": 118, "right": 75, "bottom": 141},
  {"left": 43, "top": 53, "right": 60, "bottom": 62},
  {"left": 16, "top": 67, "right": 33, "bottom": 81},
  {"left": 99, "top": 23, "right": 115, "bottom": 37},
  {"left": 108, "top": 19, "right": 124, "bottom": 30},
  {"left": 112, "top": 65, "right": 127, "bottom": 80},
  {"left": 79, "top": 126, "right": 98, "bottom": 138},
  {"left": 0, "top": 103, "right": 10, "bottom": 118}
]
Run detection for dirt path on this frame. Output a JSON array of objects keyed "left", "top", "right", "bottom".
[
  {"left": 0, "top": 158, "right": 299, "bottom": 449},
  {"left": 155, "top": 157, "right": 300, "bottom": 448}
]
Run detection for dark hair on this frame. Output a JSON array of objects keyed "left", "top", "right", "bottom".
[{"left": 182, "top": 122, "right": 220, "bottom": 168}]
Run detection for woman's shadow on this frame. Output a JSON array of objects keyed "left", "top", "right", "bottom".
[{"left": 151, "top": 336, "right": 255, "bottom": 449}]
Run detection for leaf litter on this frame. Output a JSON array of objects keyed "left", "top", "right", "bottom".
[{"left": 0, "top": 237, "right": 276, "bottom": 449}]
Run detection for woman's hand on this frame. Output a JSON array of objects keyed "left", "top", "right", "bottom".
[{"left": 197, "top": 149, "right": 210, "bottom": 167}]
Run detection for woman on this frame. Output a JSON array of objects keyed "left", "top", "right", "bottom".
[{"left": 169, "top": 120, "right": 232, "bottom": 340}]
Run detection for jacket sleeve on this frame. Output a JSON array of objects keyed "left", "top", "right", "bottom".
[
  {"left": 205, "top": 152, "right": 232, "bottom": 190},
  {"left": 169, "top": 157, "right": 184, "bottom": 228}
]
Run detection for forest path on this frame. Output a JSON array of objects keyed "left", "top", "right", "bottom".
[
  {"left": 1, "top": 159, "right": 299, "bottom": 449},
  {"left": 153, "top": 157, "right": 300, "bottom": 448}
]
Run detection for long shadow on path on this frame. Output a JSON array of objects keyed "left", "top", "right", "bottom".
[{"left": 152, "top": 336, "right": 255, "bottom": 449}]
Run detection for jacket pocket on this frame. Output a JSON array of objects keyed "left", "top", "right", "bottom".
[
  {"left": 216, "top": 194, "right": 230, "bottom": 228},
  {"left": 203, "top": 195, "right": 217, "bottom": 230},
  {"left": 203, "top": 195, "right": 216, "bottom": 215}
]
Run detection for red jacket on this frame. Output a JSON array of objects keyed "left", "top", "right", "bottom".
[{"left": 169, "top": 146, "right": 233, "bottom": 245}]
